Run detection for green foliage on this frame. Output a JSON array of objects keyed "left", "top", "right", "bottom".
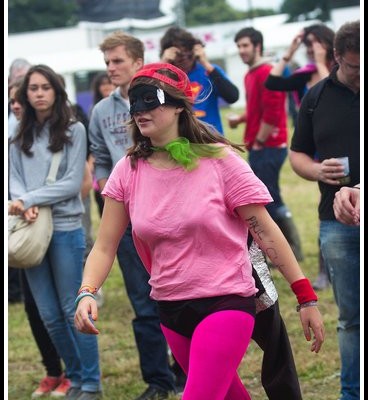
[
  {"left": 183, "top": 0, "right": 243, "bottom": 26},
  {"left": 183, "top": 0, "right": 276, "bottom": 26},
  {"left": 8, "top": 0, "right": 78, "bottom": 33},
  {"left": 280, "top": 0, "right": 360, "bottom": 22}
]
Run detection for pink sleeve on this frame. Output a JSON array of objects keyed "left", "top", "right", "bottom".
[
  {"left": 219, "top": 150, "right": 273, "bottom": 214},
  {"left": 101, "top": 156, "right": 131, "bottom": 202}
]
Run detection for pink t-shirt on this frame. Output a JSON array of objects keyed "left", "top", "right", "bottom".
[{"left": 102, "top": 148, "right": 273, "bottom": 301}]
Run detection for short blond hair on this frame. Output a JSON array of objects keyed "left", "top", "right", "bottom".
[{"left": 99, "top": 31, "right": 144, "bottom": 61}]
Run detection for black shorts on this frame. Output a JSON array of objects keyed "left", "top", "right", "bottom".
[{"left": 158, "top": 294, "right": 256, "bottom": 338}]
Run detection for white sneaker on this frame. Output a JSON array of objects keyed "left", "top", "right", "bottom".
[{"left": 95, "top": 288, "right": 104, "bottom": 307}]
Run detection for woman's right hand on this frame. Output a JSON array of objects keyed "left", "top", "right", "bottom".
[
  {"left": 74, "top": 296, "right": 100, "bottom": 335},
  {"left": 285, "top": 31, "right": 304, "bottom": 59},
  {"left": 161, "top": 46, "right": 181, "bottom": 63}
]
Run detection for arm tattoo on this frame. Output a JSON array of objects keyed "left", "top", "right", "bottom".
[
  {"left": 246, "top": 215, "right": 286, "bottom": 271},
  {"left": 246, "top": 215, "right": 265, "bottom": 241}
]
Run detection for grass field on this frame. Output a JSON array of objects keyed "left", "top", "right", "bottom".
[{"left": 7, "top": 108, "right": 341, "bottom": 400}]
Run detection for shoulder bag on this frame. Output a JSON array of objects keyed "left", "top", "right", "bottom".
[{"left": 8, "top": 151, "right": 62, "bottom": 268}]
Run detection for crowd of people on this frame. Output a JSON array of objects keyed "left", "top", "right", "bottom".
[{"left": 8, "top": 19, "right": 360, "bottom": 400}]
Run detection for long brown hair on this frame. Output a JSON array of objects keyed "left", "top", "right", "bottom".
[{"left": 12, "top": 64, "right": 74, "bottom": 156}]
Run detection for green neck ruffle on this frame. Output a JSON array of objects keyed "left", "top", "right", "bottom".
[{"left": 151, "top": 137, "right": 225, "bottom": 170}]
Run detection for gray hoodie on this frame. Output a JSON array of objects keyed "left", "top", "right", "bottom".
[
  {"left": 89, "top": 87, "right": 132, "bottom": 181},
  {"left": 9, "top": 121, "right": 87, "bottom": 231}
]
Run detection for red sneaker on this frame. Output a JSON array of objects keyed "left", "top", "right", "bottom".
[
  {"left": 50, "top": 377, "right": 72, "bottom": 397},
  {"left": 32, "top": 375, "right": 63, "bottom": 398}
]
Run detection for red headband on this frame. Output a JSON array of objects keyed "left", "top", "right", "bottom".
[{"left": 131, "top": 62, "right": 193, "bottom": 103}]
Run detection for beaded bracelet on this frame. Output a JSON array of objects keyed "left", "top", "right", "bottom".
[
  {"left": 77, "top": 285, "right": 98, "bottom": 296},
  {"left": 79, "top": 284, "right": 98, "bottom": 291},
  {"left": 78, "top": 288, "right": 97, "bottom": 297},
  {"left": 75, "top": 292, "right": 96, "bottom": 307},
  {"left": 296, "top": 300, "right": 318, "bottom": 312}
]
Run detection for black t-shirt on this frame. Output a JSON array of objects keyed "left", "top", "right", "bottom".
[{"left": 291, "top": 69, "right": 360, "bottom": 220}]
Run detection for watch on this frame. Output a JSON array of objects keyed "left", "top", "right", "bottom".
[{"left": 255, "top": 138, "right": 266, "bottom": 146}]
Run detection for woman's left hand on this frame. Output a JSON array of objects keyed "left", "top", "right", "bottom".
[
  {"left": 299, "top": 306, "right": 325, "bottom": 353},
  {"left": 23, "top": 206, "right": 39, "bottom": 222},
  {"left": 74, "top": 297, "right": 100, "bottom": 335}
]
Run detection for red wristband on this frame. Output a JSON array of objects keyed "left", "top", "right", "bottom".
[{"left": 291, "top": 278, "right": 318, "bottom": 304}]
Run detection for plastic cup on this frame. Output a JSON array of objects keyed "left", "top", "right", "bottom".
[{"left": 336, "top": 156, "right": 350, "bottom": 184}]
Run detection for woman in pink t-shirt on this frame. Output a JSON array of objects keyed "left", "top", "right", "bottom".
[{"left": 74, "top": 63, "right": 324, "bottom": 400}]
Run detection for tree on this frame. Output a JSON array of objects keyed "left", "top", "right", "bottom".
[
  {"left": 280, "top": 0, "right": 360, "bottom": 22},
  {"left": 8, "top": 0, "right": 78, "bottom": 33},
  {"left": 183, "top": 0, "right": 275, "bottom": 26}
]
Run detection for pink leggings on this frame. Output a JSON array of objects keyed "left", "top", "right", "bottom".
[{"left": 161, "top": 310, "right": 255, "bottom": 400}]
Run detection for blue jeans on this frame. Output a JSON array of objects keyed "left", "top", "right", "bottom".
[
  {"left": 25, "top": 228, "right": 101, "bottom": 392},
  {"left": 117, "top": 225, "right": 175, "bottom": 391},
  {"left": 320, "top": 221, "right": 360, "bottom": 400},
  {"left": 249, "top": 147, "right": 288, "bottom": 220}
]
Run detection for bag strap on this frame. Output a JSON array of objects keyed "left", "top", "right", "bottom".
[
  {"left": 45, "top": 151, "right": 63, "bottom": 185},
  {"left": 306, "top": 77, "right": 328, "bottom": 116}
]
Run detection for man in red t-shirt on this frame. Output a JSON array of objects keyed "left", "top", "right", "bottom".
[{"left": 229, "top": 27, "right": 303, "bottom": 263}]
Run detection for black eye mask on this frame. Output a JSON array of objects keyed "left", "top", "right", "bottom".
[{"left": 128, "top": 84, "right": 184, "bottom": 115}]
